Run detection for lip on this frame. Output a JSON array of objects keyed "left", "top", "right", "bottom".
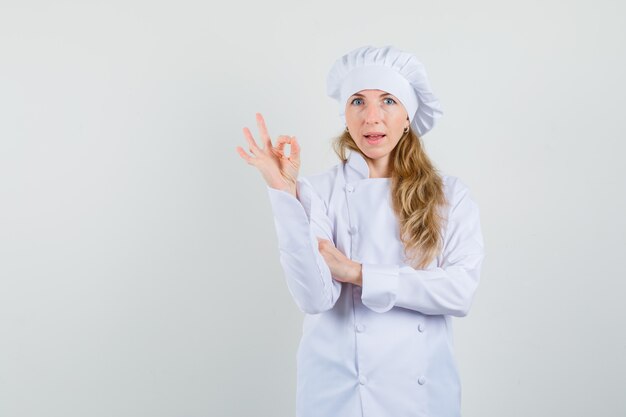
[{"left": 364, "top": 133, "right": 385, "bottom": 145}]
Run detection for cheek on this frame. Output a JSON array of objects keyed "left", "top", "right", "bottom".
[
  {"left": 344, "top": 109, "right": 360, "bottom": 127},
  {"left": 381, "top": 104, "right": 405, "bottom": 120},
  {"left": 390, "top": 112, "right": 408, "bottom": 129}
]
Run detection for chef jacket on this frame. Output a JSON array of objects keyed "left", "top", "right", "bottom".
[{"left": 266, "top": 150, "right": 485, "bottom": 417}]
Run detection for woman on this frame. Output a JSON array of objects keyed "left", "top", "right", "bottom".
[{"left": 236, "top": 45, "right": 485, "bottom": 417}]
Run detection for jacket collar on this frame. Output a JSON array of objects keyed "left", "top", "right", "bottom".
[{"left": 345, "top": 150, "right": 370, "bottom": 181}]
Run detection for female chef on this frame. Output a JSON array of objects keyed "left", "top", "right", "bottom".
[{"left": 235, "top": 45, "right": 485, "bottom": 417}]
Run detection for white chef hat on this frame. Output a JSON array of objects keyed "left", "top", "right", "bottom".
[{"left": 326, "top": 45, "right": 443, "bottom": 136}]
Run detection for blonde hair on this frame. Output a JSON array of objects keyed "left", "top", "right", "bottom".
[{"left": 332, "top": 128, "right": 447, "bottom": 269}]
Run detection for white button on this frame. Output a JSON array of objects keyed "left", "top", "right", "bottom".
[
  {"left": 346, "top": 184, "right": 354, "bottom": 192},
  {"left": 356, "top": 324, "right": 366, "bottom": 333},
  {"left": 349, "top": 226, "right": 358, "bottom": 235},
  {"left": 417, "top": 323, "right": 425, "bottom": 333},
  {"left": 359, "top": 375, "right": 367, "bottom": 385},
  {"left": 418, "top": 376, "right": 426, "bottom": 385}
]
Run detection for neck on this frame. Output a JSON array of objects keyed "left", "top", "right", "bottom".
[{"left": 365, "top": 155, "right": 391, "bottom": 178}]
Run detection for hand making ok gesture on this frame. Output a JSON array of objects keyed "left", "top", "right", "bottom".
[{"left": 236, "top": 113, "right": 301, "bottom": 197}]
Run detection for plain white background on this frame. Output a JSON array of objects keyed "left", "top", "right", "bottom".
[{"left": 1, "top": 1, "right": 625, "bottom": 416}]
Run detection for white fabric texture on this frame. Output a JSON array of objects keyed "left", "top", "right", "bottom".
[
  {"left": 266, "top": 151, "right": 485, "bottom": 417},
  {"left": 326, "top": 45, "right": 444, "bottom": 136}
]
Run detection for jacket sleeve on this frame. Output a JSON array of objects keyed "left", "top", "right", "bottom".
[
  {"left": 266, "top": 177, "right": 343, "bottom": 314},
  {"left": 360, "top": 178, "right": 485, "bottom": 317}
]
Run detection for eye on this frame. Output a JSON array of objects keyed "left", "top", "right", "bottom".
[
  {"left": 350, "top": 98, "right": 364, "bottom": 105},
  {"left": 383, "top": 97, "right": 396, "bottom": 105}
]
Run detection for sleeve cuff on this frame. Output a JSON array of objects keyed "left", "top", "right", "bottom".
[
  {"left": 267, "top": 185, "right": 303, "bottom": 217},
  {"left": 360, "top": 263, "right": 399, "bottom": 313}
]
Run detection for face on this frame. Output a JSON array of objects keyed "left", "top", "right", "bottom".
[{"left": 344, "top": 89, "right": 410, "bottom": 171}]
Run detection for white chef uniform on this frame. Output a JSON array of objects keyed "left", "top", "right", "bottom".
[{"left": 266, "top": 150, "right": 485, "bottom": 417}]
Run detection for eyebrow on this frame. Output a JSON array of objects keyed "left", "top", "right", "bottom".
[{"left": 350, "top": 92, "right": 394, "bottom": 98}]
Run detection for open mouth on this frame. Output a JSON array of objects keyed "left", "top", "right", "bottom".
[{"left": 364, "top": 134, "right": 385, "bottom": 144}]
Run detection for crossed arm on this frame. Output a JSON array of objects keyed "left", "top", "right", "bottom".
[{"left": 267, "top": 177, "right": 485, "bottom": 316}]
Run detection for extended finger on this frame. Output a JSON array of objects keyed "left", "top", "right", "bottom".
[
  {"left": 256, "top": 113, "right": 272, "bottom": 148},
  {"left": 242, "top": 127, "right": 261, "bottom": 154},
  {"left": 235, "top": 146, "right": 256, "bottom": 165}
]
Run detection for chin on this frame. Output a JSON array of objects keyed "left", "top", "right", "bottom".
[{"left": 362, "top": 149, "right": 389, "bottom": 160}]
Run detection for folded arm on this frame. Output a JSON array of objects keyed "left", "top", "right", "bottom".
[
  {"left": 360, "top": 179, "right": 485, "bottom": 317},
  {"left": 267, "top": 177, "right": 342, "bottom": 314}
]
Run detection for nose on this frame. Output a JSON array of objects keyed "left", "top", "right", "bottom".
[{"left": 364, "top": 103, "right": 383, "bottom": 124}]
